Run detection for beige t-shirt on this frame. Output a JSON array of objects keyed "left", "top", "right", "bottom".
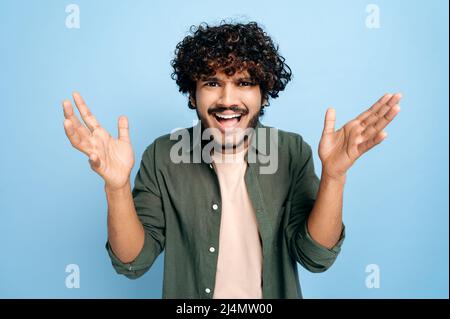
[{"left": 211, "top": 145, "right": 263, "bottom": 299}]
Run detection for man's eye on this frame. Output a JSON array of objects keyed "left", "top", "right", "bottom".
[
  {"left": 239, "top": 81, "right": 255, "bottom": 87},
  {"left": 205, "top": 82, "right": 219, "bottom": 87}
]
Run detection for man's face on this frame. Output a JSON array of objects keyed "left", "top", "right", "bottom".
[{"left": 191, "top": 69, "right": 264, "bottom": 149}]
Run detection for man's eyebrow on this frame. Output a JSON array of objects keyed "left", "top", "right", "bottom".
[
  {"left": 235, "top": 77, "right": 254, "bottom": 81},
  {"left": 201, "top": 76, "right": 254, "bottom": 82},
  {"left": 202, "top": 76, "right": 220, "bottom": 82}
]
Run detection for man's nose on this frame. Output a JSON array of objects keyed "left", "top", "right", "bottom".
[{"left": 217, "top": 83, "right": 240, "bottom": 107}]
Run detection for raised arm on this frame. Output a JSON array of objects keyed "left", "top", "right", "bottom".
[
  {"left": 308, "top": 93, "right": 402, "bottom": 248},
  {"left": 62, "top": 92, "right": 144, "bottom": 263}
]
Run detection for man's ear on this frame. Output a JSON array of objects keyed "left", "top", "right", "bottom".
[{"left": 189, "top": 94, "right": 196, "bottom": 108}]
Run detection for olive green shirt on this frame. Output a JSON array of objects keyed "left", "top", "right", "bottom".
[{"left": 105, "top": 121, "right": 345, "bottom": 299}]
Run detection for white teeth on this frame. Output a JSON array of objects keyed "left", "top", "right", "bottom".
[{"left": 215, "top": 113, "right": 241, "bottom": 119}]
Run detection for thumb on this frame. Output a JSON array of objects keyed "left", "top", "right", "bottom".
[
  {"left": 322, "top": 107, "right": 336, "bottom": 135},
  {"left": 118, "top": 115, "right": 131, "bottom": 142}
]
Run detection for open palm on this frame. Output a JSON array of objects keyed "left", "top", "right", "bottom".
[
  {"left": 319, "top": 93, "right": 402, "bottom": 179},
  {"left": 62, "top": 92, "right": 135, "bottom": 190}
]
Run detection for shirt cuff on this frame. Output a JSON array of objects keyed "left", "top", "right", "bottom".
[
  {"left": 105, "top": 232, "right": 154, "bottom": 279},
  {"left": 302, "top": 221, "right": 346, "bottom": 255}
]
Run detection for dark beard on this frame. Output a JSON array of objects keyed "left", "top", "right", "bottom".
[
  {"left": 247, "top": 110, "right": 260, "bottom": 130},
  {"left": 195, "top": 108, "right": 261, "bottom": 151}
]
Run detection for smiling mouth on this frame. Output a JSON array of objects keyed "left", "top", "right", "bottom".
[{"left": 212, "top": 112, "right": 244, "bottom": 130}]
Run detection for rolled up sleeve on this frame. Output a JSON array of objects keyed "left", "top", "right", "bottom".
[
  {"left": 294, "top": 220, "right": 345, "bottom": 273},
  {"left": 286, "top": 136, "right": 345, "bottom": 273},
  {"left": 105, "top": 230, "right": 161, "bottom": 279}
]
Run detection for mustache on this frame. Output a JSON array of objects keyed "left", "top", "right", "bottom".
[{"left": 208, "top": 106, "right": 249, "bottom": 115}]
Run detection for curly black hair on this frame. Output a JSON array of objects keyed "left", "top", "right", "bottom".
[{"left": 171, "top": 21, "right": 293, "bottom": 114}]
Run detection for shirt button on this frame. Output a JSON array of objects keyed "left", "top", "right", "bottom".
[
  {"left": 209, "top": 247, "right": 215, "bottom": 253},
  {"left": 205, "top": 288, "right": 211, "bottom": 294},
  {"left": 212, "top": 204, "right": 219, "bottom": 210}
]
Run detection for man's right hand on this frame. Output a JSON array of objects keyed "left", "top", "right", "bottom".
[{"left": 62, "top": 92, "right": 135, "bottom": 190}]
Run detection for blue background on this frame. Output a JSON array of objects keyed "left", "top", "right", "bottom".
[{"left": 0, "top": 0, "right": 448, "bottom": 298}]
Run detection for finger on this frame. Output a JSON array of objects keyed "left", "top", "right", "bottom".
[
  {"left": 322, "top": 107, "right": 336, "bottom": 135},
  {"left": 72, "top": 92, "right": 101, "bottom": 132},
  {"left": 387, "top": 93, "right": 402, "bottom": 107},
  {"left": 356, "top": 93, "right": 393, "bottom": 122},
  {"left": 348, "top": 124, "right": 364, "bottom": 147},
  {"left": 62, "top": 100, "right": 91, "bottom": 137},
  {"left": 361, "top": 96, "right": 402, "bottom": 139},
  {"left": 118, "top": 115, "right": 130, "bottom": 142},
  {"left": 360, "top": 93, "right": 402, "bottom": 129},
  {"left": 358, "top": 131, "right": 387, "bottom": 154},
  {"left": 346, "top": 125, "right": 364, "bottom": 159},
  {"left": 63, "top": 119, "right": 83, "bottom": 149},
  {"left": 371, "top": 104, "right": 401, "bottom": 133}
]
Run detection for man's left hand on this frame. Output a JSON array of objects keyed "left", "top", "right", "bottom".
[{"left": 318, "top": 93, "right": 402, "bottom": 180}]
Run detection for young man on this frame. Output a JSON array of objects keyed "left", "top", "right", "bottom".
[{"left": 62, "top": 22, "right": 401, "bottom": 298}]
